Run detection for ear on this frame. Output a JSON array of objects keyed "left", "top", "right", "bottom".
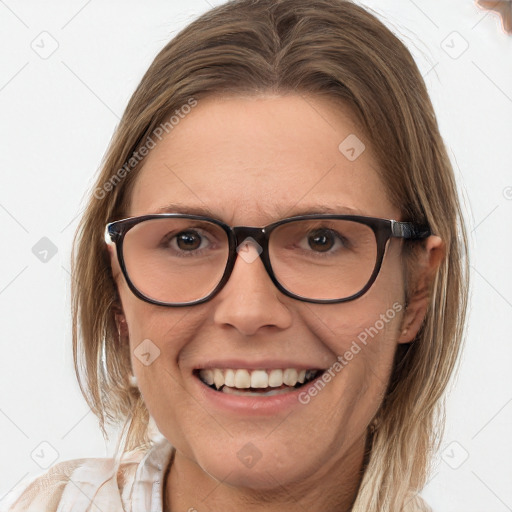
[
  {"left": 106, "top": 241, "right": 122, "bottom": 281},
  {"left": 397, "top": 235, "right": 445, "bottom": 344},
  {"left": 114, "top": 311, "right": 129, "bottom": 338},
  {"left": 107, "top": 242, "right": 127, "bottom": 334}
]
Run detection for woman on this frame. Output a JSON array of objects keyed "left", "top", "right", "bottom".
[{"left": 5, "top": 0, "right": 468, "bottom": 510}]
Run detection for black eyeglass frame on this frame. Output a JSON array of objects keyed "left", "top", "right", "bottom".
[{"left": 104, "top": 213, "right": 431, "bottom": 307}]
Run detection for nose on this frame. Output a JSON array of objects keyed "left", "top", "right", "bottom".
[{"left": 212, "top": 240, "right": 292, "bottom": 336}]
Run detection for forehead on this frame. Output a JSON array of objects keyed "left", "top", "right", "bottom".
[{"left": 128, "top": 94, "right": 398, "bottom": 223}]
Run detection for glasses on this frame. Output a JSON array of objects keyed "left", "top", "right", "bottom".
[{"left": 104, "top": 213, "right": 430, "bottom": 306}]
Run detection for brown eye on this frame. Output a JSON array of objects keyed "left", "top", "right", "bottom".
[
  {"left": 175, "top": 231, "right": 202, "bottom": 251},
  {"left": 307, "top": 229, "right": 336, "bottom": 252}
]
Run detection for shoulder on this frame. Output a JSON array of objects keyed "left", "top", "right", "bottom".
[
  {"left": 6, "top": 458, "right": 136, "bottom": 512},
  {"left": 1, "top": 443, "right": 171, "bottom": 512},
  {"left": 3, "top": 457, "right": 112, "bottom": 511}
]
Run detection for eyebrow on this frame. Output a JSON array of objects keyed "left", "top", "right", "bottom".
[{"left": 151, "top": 203, "right": 367, "bottom": 219}]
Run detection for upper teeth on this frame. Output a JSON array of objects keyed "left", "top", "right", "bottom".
[{"left": 198, "top": 368, "right": 318, "bottom": 390}]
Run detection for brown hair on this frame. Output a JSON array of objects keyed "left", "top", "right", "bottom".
[{"left": 71, "top": 1, "right": 469, "bottom": 509}]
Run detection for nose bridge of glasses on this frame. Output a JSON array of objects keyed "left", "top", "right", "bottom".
[{"left": 232, "top": 226, "right": 268, "bottom": 252}]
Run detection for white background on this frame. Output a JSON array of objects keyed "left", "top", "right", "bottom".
[{"left": 0, "top": 1, "right": 511, "bottom": 511}]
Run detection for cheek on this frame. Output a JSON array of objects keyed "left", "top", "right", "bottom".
[
  {"left": 297, "top": 300, "right": 406, "bottom": 444},
  {"left": 116, "top": 269, "right": 204, "bottom": 348},
  {"left": 303, "top": 292, "right": 406, "bottom": 361},
  {"left": 119, "top": 296, "right": 206, "bottom": 450},
  {"left": 122, "top": 298, "right": 204, "bottom": 375},
  {"left": 118, "top": 280, "right": 208, "bottom": 375},
  {"left": 300, "top": 246, "right": 407, "bottom": 388}
]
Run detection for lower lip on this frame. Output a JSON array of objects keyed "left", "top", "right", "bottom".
[{"left": 193, "top": 373, "right": 321, "bottom": 415}]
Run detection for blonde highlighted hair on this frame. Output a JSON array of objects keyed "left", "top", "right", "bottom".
[{"left": 71, "top": 1, "right": 469, "bottom": 510}]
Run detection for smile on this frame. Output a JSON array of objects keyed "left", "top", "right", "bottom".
[{"left": 196, "top": 368, "right": 323, "bottom": 396}]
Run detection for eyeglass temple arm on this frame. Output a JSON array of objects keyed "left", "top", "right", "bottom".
[
  {"left": 390, "top": 220, "right": 431, "bottom": 239},
  {"left": 104, "top": 224, "right": 117, "bottom": 245}
]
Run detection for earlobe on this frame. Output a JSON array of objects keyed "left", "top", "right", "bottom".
[
  {"left": 397, "top": 286, "right": 429, "bottom": 344},
  {"left": 115, "top": 311, "right": 128, "bottom": 338},
  {"left": 397, "top": 235, "right": 445, "bottom": 344}
]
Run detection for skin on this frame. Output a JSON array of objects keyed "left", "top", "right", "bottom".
[{"left": 109, "top": 94, "right": 444, "bottom": 511}]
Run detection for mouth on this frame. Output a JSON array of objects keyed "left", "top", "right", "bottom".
[{"left": 194, "top": 367, "right": 325, "bottom": 397}]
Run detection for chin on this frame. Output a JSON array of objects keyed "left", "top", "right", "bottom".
[{"left": 190, "top": 439, "right": 323, "bottom": 491}]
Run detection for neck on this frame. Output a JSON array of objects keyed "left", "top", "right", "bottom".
[{"left": 164, "top": 432, "right": 371, "bottom": 512}]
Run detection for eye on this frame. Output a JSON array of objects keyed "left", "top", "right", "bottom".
[
  {"left": 304, "top": 228, "right": 346, "bottom": 253},
  {"left": 175, "top": 230, "right": 203, "bottom": 251},
  {"left": 160, "top": 229, "right": 212, "bottom": 254},
  {"left": 307, "top": 229, "right": 337, "bottom": 252}
]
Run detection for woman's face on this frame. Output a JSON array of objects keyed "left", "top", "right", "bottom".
[{"left": 111, "top": 94, "right": 416, "bottom": 491}]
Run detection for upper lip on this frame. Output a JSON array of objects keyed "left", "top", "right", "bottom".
[{"left": 192, "top": 359, "right": 327, "bottom": 370}]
